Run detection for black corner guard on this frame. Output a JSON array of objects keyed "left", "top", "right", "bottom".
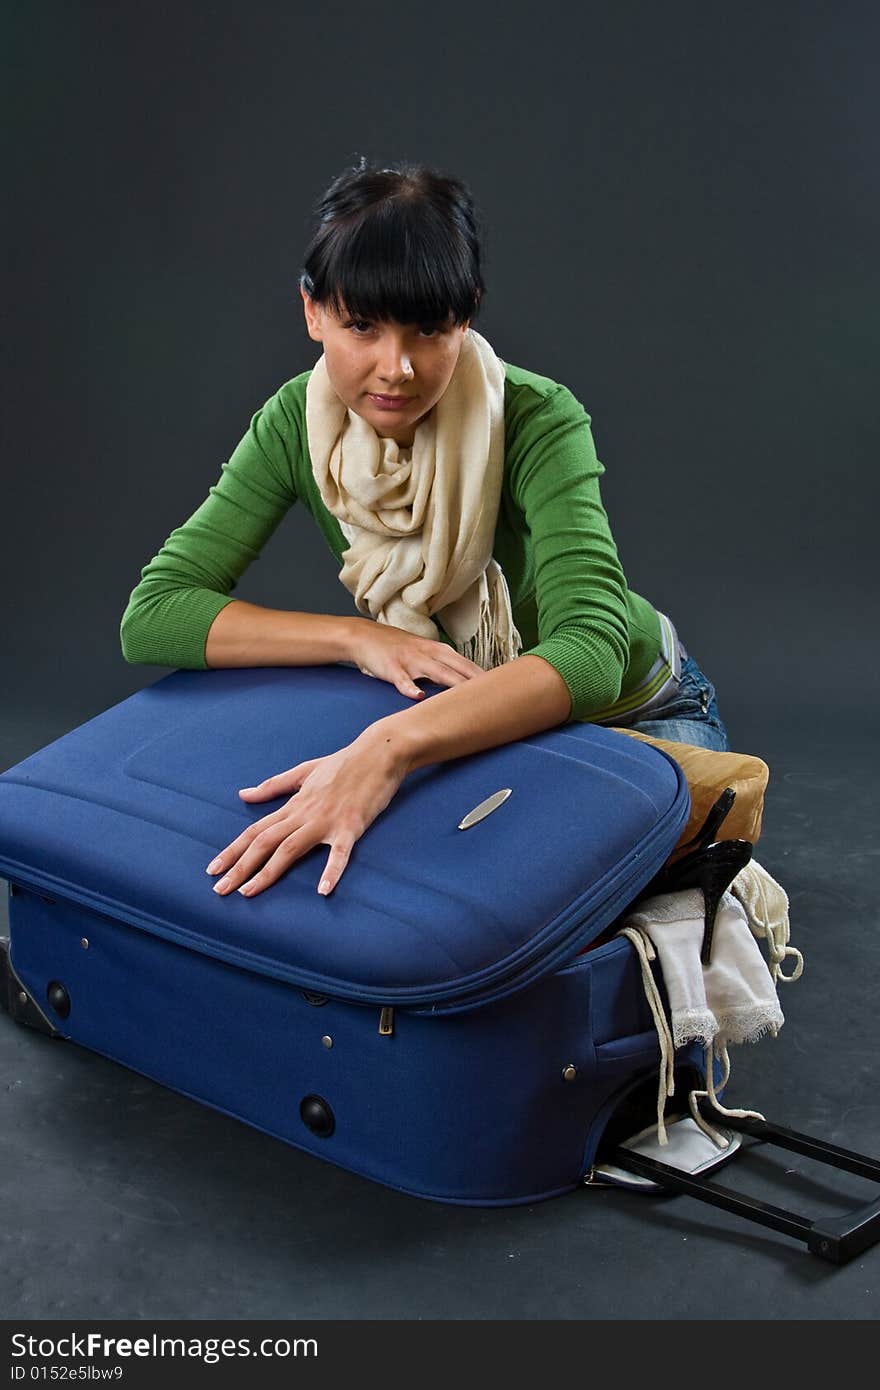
[
  {"left": 0, "top": 936, "right": 60, "bottom": 1038},
  {"left": 609, "top": 1103, "right": 880, "bottom": 1265}
]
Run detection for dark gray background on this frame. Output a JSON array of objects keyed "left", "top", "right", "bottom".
[
  {"left": 4, "top": 0, "right": 879, "bottom": 760},
  {"left": 3, "top": 1, "right": 880, "bottom": 1325}
]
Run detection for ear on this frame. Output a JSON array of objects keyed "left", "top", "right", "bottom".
[{"left": 300, "top": 282, "right": 324, "bottom": 343}]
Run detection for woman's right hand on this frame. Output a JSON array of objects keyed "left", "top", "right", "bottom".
[{"left": 347, "top": 617, "right": 484, "bottom": 699}]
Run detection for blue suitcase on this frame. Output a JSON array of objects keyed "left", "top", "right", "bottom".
[{"left": 2, "top": 666, "right": 878, "bottom": 1256}]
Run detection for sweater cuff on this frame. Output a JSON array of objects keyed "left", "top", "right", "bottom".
[
  {"left": 120, "top": 589, "right": 236, "bottom": 669},
  {"left": 523, "top": 628, "right": 625, "bottom": 723}
]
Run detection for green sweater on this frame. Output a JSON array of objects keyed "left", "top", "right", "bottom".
[{"left": 119, "top": 362, "right": 664, "bottom": 723}]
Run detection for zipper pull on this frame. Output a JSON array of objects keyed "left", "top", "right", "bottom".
[{"left": 378, "top": 1006, "right": 394, "bottom": 1036}]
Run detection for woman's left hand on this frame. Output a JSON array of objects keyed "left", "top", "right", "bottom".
[{"left": 205, "top": 723, "right": 410, "bottom": 899}]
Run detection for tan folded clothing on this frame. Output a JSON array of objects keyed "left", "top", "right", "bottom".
[{"left": 611, "top": 729, "right": 769, "bottom": 856}]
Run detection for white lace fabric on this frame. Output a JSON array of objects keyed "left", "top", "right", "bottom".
[{"left": 616, "top": 857, "right": 804, "bottom": 1146}]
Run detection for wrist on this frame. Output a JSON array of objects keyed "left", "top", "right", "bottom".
[
  {"left": 339, "top": 615, "right": 371, "bottom": 665},
  {"left": 357, "top": 713, "right": 421, "bottom": 779}
]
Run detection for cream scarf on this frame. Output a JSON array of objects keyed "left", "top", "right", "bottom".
[{"left": 305, "top": 328, "right": 523, "bottom": 670}]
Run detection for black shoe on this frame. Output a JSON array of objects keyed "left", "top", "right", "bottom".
[
  {"left": 646, "top": 838, "right": 754, "bottom": 965},
  {"left": 676, "top": 787, "right": 737, "bottom": 856}
]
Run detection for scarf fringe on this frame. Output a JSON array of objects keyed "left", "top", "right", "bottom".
[{"left": 453, "top": 563, "right": 523, "bottom": 670}]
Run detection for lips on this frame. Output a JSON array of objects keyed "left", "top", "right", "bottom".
[{"left": 368, "top": 393, "right": 415, "bottom": 407}]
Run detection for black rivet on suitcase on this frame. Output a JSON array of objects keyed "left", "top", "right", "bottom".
[
  {"left": 300, "top": 1094, "right": 335, "bottom": 1138},
  {"left": 46, "top": 981, "right": 71, "bottom": 1019}
]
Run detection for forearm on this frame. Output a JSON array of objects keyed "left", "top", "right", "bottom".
[
  {"left": 373, "top": 654, "right": 573, "bottom": 773},
  {"left": 205, "top": 599, "right": 361, "bottom": 668}
]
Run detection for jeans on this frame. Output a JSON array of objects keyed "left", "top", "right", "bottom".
[{"left": 622, "top": 653, "right": 730, "bottom": 752}]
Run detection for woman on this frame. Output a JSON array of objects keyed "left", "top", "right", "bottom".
[{"left": 120, "top": 159, "right": 729, "bottom": 901}]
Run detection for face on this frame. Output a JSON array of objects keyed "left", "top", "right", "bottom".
[{"left": 301, "top": 285, "right": 469, "bottom": 447}]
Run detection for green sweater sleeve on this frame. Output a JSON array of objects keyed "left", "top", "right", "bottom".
[
  {"left": 119, "top": 387, "right": 300, "bottom": 668},
  {"left": 506, "top": 380, "right": 629, "bottom": 722}
]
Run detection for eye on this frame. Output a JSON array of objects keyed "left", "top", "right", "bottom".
[
  {"left": 346, "top": 319, "right": 374, "bottom": 335},
  {"left": 418, "top": 325, "right": 439, "bottom": 338}
]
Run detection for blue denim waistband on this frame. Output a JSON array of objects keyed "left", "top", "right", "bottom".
[{"left": 590, "top": 611, "right": 687, "bottom": 727}]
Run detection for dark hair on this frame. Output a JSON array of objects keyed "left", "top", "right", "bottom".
[{"left": 300, "top": 158, "right": 485, "bottom": 327}]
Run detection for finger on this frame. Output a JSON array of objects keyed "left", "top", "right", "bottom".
[
  {"left": 316, "top": 836, "right": 356, "bottom": 896},
  {"left": 405, "top": 653, "right": 483, "bottom": 689},
  {"left": 206, "top": 806, "right": 298, "bottom": 879},
  {"left": 448, "top": 658, "right": 485, "bottom": 679},
  {"left": 424, "top": 646, "right": 484, "bottom": 679},
  {"left": 393, "top": 670, "right": 426, "bottom": 700},
  {"left": 238, "top": 825, "right": 326, "bottom": 898},
  {"left": 422, "top": 660, "right": 477, "bottom": 689},
  {"left": 238, "top": 761, "right": 315, "bottom": 800},
  {"left": 223, "top": 825, "right": 317, "bottom": 897}
]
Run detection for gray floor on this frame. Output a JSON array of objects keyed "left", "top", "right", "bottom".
[{"left": 1, "top": 702, "right": 879, "bottom": 1320}]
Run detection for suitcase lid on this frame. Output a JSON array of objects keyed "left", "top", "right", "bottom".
[{"left": 0, "top": 666, "right": 689, "bottom": 1014}]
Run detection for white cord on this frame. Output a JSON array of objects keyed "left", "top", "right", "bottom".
[
  {"left": 617, "top": 926, "right": 676, "bottom": 1145},
  {"left": 688, "top": 1042, "right": 766, "bottom": 1148},
  {"left": 731, "top": 860, "right": 804, "bottom": 983}
]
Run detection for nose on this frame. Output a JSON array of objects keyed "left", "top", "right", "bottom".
[{"left": 377, "top": 332, "right": 414, "bottom": 386}]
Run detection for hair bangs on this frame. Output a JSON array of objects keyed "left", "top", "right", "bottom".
[{"left": 302, "top": 165, "right": 484, "bottom": 327}]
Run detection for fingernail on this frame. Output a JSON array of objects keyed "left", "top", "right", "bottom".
[
  {"left": 239, "top": 787, "right": 258, "bottom": 796},
  {"left": 318, "top": 880, "right": 332, "bottom": 895},
  {"left": 237, "top": 884, "right": 254, "bottom": 896},
  {"left": 213, "top": 878, "right": 230, "bottom": 893},
  {"left": 206, "top": 858, "right": 223, "bottom": 874}
]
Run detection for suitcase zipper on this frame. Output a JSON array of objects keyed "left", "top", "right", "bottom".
[{"left": 378, "top": 1006, "right": 395, "bottom": 1036}]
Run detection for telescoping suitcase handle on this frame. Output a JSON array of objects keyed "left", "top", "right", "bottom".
[{"left": 610, "top": 1104, "right": 880, "bottom": 1264}]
